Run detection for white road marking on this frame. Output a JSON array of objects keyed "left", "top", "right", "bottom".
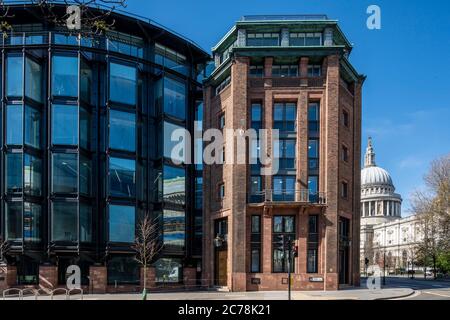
[{"left": 423, "top": 291, "right": 450, "bottom": 298}]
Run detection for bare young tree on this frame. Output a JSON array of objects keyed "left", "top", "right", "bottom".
[
  {"left": 0, "top": 237, "right": 8, "bottom": 263},
  {"left": 133, "top": 214, "right": 162, "bottom": 299},
  {"left": 0, "top": 0, "right": 128, "bottom": 35},
  {"left": 411, "top": 154, "right": 450, "bottom": 279}
]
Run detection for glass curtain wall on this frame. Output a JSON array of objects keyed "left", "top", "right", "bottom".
[
  {"left": 4, "top": 53, "right": 44, "bottom": 243},
  {"left": 50, "top": 53, "right": 92, "bottom": 244}
]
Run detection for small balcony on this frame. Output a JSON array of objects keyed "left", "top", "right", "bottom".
[{"left": 248, "top": 189, "right": 326, "bottom": 205}]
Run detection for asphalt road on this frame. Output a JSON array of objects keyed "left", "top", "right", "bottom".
[{"left": 384, "top": 276, "right": 450, "bottom": 300}]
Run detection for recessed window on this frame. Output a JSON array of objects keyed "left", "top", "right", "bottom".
[
  {"left": 272, "top": 65, "right": 298, "bottom": 77},
  {"left": 342, "top": 109, "right": 350, "bottom": 127},
  {"left": 342, "top": 145, "right": 349, "bottom": 162},
  {"left": 250, "top": 215, "right": 261, "bottom": 273},
  {"left": 274, "top": 102, "right": 296, "bottom": 132},
  {"left": 247, "top": 33, "right": 280, "bottom": 46},
  {"left": 251, "top": 103, "right": 262, "bottom": 130},
  {"left": 109, "top": 62, "right": 137, "bottom": 105},
  {"left": 219, "top": 183, "right": 225, "bottom": 199},
  {"left": 109, "top": 157, "right": 136, "bottom": 198},
  {"left": 109, "top": 205, "right": 135, "bottom": 243},
  {"left": 276, "top": 139, "right": 296, "bottom": 170},
  {"left": 341, "top": 181, "right": 349, "bottom": 199},
  {"left": 164, "top": 77, "right": 186, "bottom": 119},
  {"left": 218, "top": 113, "right": 225, "bottom": 129},
  {"left": 52, "top": 153, "right": 78, "bottom": 194},
  {"left": 290, "top": 33, "right": 322, "bottom": 46},
  {"left": 308, "top": 103, "right": 320, "bottom": 134},
  {"left": 6, "top": 55, "right": 23, "bottom": 97},
  {"left": 307, "top": 215, "right": 319, "bottom": 273},
  {"left": 215, "top": 76, "right": 231, "bottom": 95},
  {"left": 308, "top": 175, "right": 319, "bottom": 203},
  {"left": 308, "top": 139, "right": 319, "bottom": 170},
  {"left": 273, "top": 176, "right": 295, "bottom": 201},
  {"left": 52, "top": 104, "right": 78, "bottom": 145},
  {"left": 307, "top": 65, "right": 322, "bottom": 77},
  {"left": 109, "top": 109, "right": 136, "bottom": 152},
  {"left": 52, "top": 202, "right": 77, "bottom": 242},
  {"left": 249, "top": 65, "right": 264, "bottom": 77},
  {"left": 272, "top": 216, "right": 295, "bottom": 273},
  {"left": 52, "top": 55, "right": 78, "bottom": 97}
]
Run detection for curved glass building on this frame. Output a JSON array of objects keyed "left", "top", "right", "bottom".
[{"left": 0, "top": 2, "right": 209, "bottom": 291}]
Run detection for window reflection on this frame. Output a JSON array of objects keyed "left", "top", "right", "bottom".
[
  {"left": 109, "top": 109, "right": 136, "bottom": 152},
  {"left": 52, "top": 202, "right": 77, "bottom": 242},
  {"left": 80, "top": 156, "right": 91, "bottom": 196},
  {"left": 6, "top": 153, "right": 23, "bottom": 194},
  {"left": 163, "top": 209, "right": 185, "bottom": 250},
  {"left": 164, "top": 77, "right": 186, "bottom": 119},
  {"left": 163, "top": 165, "right": 185, "bottom": 205},
  {"left": 6, "top": 202, "right": 22, "bottom": 241},
  {"left": 107, "top": 256, "right": 140, "bottom": 284},
  {"left": 80, "top": 107, "right": 90, "bottom": 150},
  {"left": 52, "top": 153, "right": 78, "bottom": 194},
  {"left": 164, "top": 121, "right": 186, "bottom": 163},
  {"left": 80, "top": 204, "right": 92, "bottom": 243},
  {"left": 24, "top": 202, "right": 41, "bottom": 242},
  {"left": 109, "top": 157, "right": 136, "bottom": 198},
  {"left": 109, "top": 205, "right": 135, "bottom": 243},
  {"left": 109, "top": 62, "right": 136, "bottom": 105},
  {"left": 6, "top": 104, "right": 23, "bottom": 145},
  {"left": 25, "top": 105, "right": 41, "bottom": 149},
  {"left": 80, "top": 58, "right": 92, "bottom": 104},
  {"left": 52, "top": 55, "right": 78, "bottom": 97},
  {"left": 52, "top": 104, "right": 78, "bottom": 145},
  {"left": 24, "top": 154, "right": 42, "bottom": 196},
  {"left": 6, "top": 55, "right": 23, "bottom": 97},
  {"left": 25, "top": 57, "right": 42, "bottom": 102},
  {"left": 155, "top": 258, "right": 182, "bottom": 283}
]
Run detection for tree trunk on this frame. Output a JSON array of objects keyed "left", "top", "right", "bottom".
[
  {"left": 433, "top": 256, "right": 437, "bottom": 280},
  {"left": 143, "top": 264, "right": 147, "bottom": 290}
]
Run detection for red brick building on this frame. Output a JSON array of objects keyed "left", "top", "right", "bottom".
[{"left": 203, "top": 15, "right": 365, "bottom": 291}]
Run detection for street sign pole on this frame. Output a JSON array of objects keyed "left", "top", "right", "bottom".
[{"left": 288, "top": 237, "right": 291, "bottom": 301}]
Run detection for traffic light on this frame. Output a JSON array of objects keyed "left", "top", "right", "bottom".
[
  {"left": 292, "top": 245, "right": 299, "bottom": 257},
  {"left": 365, "top": 257, "right": 369, "bottom": 266}
]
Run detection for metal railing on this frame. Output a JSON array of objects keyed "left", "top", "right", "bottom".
[
  {"left": 2, "top": 287, "right": 83, "bottom": 300},
  {"left": 240, "top": 15, "right": 329, "bottom": 22},
  {"left": 249, "top": 190, "right": 326, "bottom": 204},
  {"left": 2, "top": 0, "right": 206, "bottom": 52}
]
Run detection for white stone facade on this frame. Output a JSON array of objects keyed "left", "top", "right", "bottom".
[{"left": 360, "top": 138, "right": 422, "bottom": 272}]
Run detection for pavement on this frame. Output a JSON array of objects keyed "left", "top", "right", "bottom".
[
  {"left": 6, "top": 276, "right": 450, "bottom": 300},
  {"left": 8, "top": 286, "right": 414, "bottom": 301}
]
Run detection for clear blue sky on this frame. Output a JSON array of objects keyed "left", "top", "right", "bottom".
[{"left": 125, "top": 0, "right": 450, "bottom": 214}]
